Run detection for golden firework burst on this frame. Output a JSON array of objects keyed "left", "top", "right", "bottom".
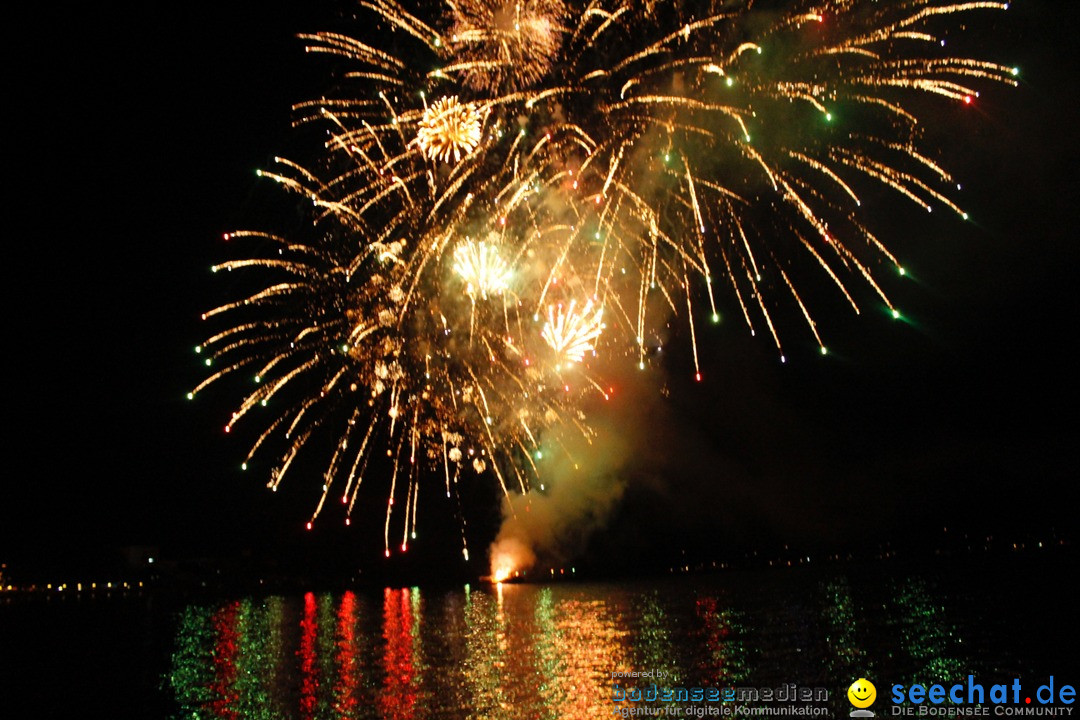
[
  {"left": 542, "top": 299, "right": 604, "bottom": 365},
  {"left": 453, "top": 238, "right": 512, "bottom": 299},
  {"left": 415, "top": 96, "right": 483, "bottom": 163},
  {"left": 446, "top": 0, "right": 567, "bottom": 93}
]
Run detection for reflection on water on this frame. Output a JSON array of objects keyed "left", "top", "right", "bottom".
[
  {"left": 166, "top": 570, "right": 1055, "bottom": 719},
  {"left": 890, "top": 576, "right": 965, "bottom": 684}
]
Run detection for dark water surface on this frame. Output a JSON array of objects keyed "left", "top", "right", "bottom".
[{"left": 1, "top": 558, "right": 1073, "bottom": 718}]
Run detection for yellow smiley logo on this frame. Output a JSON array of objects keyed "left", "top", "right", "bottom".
[{"left": 848, "top": 678, "right": 877, "bottom": 708}]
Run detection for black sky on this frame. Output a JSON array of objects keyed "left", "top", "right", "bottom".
[{"left": 5, "top": 0, "right": 1079, "bottom": 573}]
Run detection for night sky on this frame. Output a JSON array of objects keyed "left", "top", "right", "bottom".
[{"left": 6, "top": 0, "right": 1079, "bottom": 577}]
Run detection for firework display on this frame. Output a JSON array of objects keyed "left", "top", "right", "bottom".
[{"left": 193, "top": 0, "right": 1016, "bottom": 556}]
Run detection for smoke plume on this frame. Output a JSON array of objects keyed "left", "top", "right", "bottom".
[{"left": 487, "top": 364, "right": 666, "bottom": 578}]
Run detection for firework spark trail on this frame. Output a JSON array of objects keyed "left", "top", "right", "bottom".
[{"left": 194, "top": 0, "right": 1017, "bottom": 557}]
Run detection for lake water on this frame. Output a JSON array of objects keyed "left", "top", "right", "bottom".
[{"left": 0, "top": 558, "right": 1073, "bottom": 718}]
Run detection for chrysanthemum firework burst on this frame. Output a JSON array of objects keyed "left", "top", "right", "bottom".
[
  {"left": 415, "top": 95, "right": 484, "bottom": 163},
  {"left": 453, "top": 237, "right": 512, "bottom": 299}
]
